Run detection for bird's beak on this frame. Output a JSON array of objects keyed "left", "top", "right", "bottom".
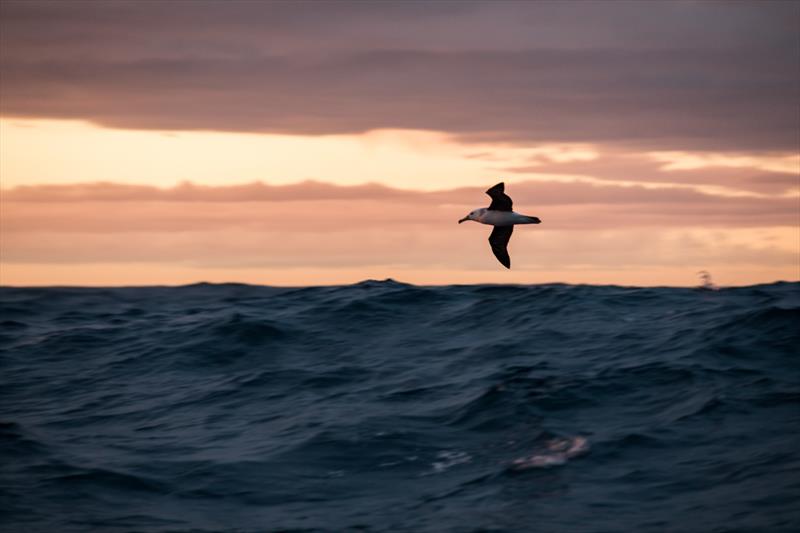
[{"left": 458, "top": 216, "right": 468, "bottom": 224}]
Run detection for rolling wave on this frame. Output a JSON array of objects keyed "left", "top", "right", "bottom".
[{"left": 1, "top": 280, "right": 798, "bottom": 532}]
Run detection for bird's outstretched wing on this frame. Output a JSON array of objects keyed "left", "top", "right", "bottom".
[
  {"left": 486, "top": 182, "right": 513, "bottom": 212},
  {"left": 488, "top": 225, "right": 514, "bottom": 269}
]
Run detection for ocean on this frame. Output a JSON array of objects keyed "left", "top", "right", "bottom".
[{"left": 1, "top": 280, "right": 798, "bottom": 532}]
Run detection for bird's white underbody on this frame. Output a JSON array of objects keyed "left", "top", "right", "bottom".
[{"left": 458, "top": 208, "right": 539, "bottom": 226}]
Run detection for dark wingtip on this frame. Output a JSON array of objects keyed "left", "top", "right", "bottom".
[{"left": 486, "top": 181, "right": 504, "bottom": 194}]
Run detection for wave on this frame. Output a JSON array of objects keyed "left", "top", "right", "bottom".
[{"left": 1, "top": 280, "right": 798, "bottom": 532}]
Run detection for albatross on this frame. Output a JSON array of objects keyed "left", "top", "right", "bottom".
[{"left": 458, "top": 182, "right": 541, "bottom": 269}]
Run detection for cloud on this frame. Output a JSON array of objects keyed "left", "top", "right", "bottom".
[
  {"left": 1, "top": 180, "right": 413, "bottom": 203},
  {"left": 647, "top": 151, "right": 799, "bottom": 174},
  {"left": 2, "top": 180, "right": 796, "bottom": 234},
  {"left": 501, "top": 149, "right": 800, "bottom": 194},
  {"left": 2, "top": 180, "right": 796, "bottom": 285},
  {"left": 1, "top": 1, "right": 797, "bottom": 151}
]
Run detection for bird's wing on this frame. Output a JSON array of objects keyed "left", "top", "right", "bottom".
[
  {"left": 486, "top": 182, "right": 513, "bottom": 212},
  {"left": 488, "top": 225, "right": 514, "bottom": 269}
]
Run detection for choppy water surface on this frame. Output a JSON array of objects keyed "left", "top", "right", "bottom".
[{"left": 1, "top": 280, "right": 798, "bottom": 532}]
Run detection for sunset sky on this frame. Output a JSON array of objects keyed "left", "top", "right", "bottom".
[{"left": 1, "top": 0, "right": 798, "bottom": 286}]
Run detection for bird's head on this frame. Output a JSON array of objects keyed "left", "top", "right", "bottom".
[{"left": 458, "top": 208, "right": 486, "bottom": 224}]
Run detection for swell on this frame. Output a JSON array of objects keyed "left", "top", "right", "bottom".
[{"left": 0, "top": 281, "right": 798, "bottom": 532}]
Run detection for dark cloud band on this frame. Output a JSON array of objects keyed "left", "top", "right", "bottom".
[{"left": 1, "top": 1, "right": 797, "bottom": 151}]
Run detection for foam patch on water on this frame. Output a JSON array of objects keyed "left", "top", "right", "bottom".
[
  {"left": 510, "top": 436, "right": 589, "bottom": 470},
  {"left": 432, "top": 450, "right": 472, "bottom": 473}
]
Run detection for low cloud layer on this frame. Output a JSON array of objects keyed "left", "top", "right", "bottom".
[
  {"left": 3, "top": 179, "right": 796, "bottom": 219},
  {"left": 2, "top": 180, "right": 797, "bottom": 286}
]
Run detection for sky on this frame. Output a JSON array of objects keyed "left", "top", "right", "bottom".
[{"left": 0, "top": 0, "right": 798, "bottom": 287}]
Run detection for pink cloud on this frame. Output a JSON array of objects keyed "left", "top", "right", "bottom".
[
  {"left": 2, "top": 181, "right": 796, "bottom": 238},
  {"left": 2, "top": 180, "right": 796, "bottom": 285},
  {"left": 501, "top": 151, "right": 800, "bottom": 194},
  {"left": 4, "top": 179, "right": 796, "bottom": 210}
]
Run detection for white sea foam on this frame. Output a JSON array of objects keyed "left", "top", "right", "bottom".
[
  {"left": 432, "top": 450, "right": 472, "bottom": 473},
  {"left": 510, "top": 436, "right": 590, "bottom": 470}
]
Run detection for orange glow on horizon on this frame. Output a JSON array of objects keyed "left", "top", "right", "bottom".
[
  {"left": 1, "top": 262, "right": 796, "bottom": 289},
  {"left": 0, "top": 118, "right": 600, "bottom": 191},
  {"left": 0, "top": 118, "right": 797, "bottom": 287}
]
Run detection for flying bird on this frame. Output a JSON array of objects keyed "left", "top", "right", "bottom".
[{"left": 458, "top": 182, "right": 541, "bottom": 269}]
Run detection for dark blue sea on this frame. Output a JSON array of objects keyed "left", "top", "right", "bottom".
[{"left": 1, "top": 280, "right": 798, "bottom": 532}]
